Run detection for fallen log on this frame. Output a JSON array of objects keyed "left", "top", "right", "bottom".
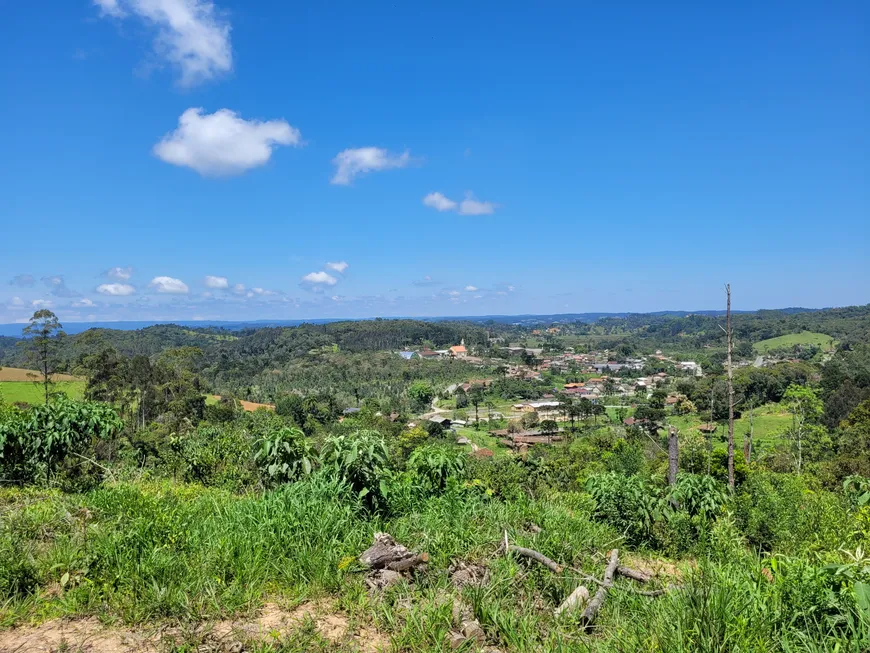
[
  {"left": 555, "top": 584, "right": 590, "bottom": 617},
  {"left": 580, "top": 549, "right": 619, "bottom": 629},
  {"left": 617, "top": 565, "right": 652, "bottom": 583},
  {"left": 360, "top": 532, "right": 414, "bottom": 569},
  {"left": 387, "top": 552, "right": 430, "bottom": 572},
  {"left": 508, "top": 545, "right": 563, "bottom": 573}
]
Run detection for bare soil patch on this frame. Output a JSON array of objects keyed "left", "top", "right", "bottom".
[{"left": 0, "top": 600, "right": 389, "bottom": 653}]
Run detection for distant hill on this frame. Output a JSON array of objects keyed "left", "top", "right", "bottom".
[{"left": 0, "top": 306, "right": 827, "bottom": 337}]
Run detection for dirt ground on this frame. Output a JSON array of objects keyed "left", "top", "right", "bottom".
[{"left": 0, "top": 600, "right": 388, "bottom": 653}]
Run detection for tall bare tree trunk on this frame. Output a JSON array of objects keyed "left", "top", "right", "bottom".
[
  {"left": 725, "top": 284, "right": 735, "bottom": 491},
  {"left": 667, "top": 426, "right": 679, "bottom": 486}
]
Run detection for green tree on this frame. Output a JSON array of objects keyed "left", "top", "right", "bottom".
[
  {"left": 540, "top": 419, "right": 558, "bottom": 444},
  {"left": 836, "top": 399, "right": 870, "bottom": 478},
  {"left": 407, "top": 381, "right": 435, "bottom": 413},
  {"left": 782, "top": 384, "right": 825, "bottom": 474},
  {"left": 520, "top": 410, "right": 540, "bottom": 430},
  {"left": 21, "top": 310, "right": 65, "bottom": 405}
]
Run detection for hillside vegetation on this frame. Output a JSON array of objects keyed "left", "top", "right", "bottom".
[{"left": 0, "top": 307, "right": 868, "bottom": 651}]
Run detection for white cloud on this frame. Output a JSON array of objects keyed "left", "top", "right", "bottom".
[
  {"left": 250, "top": 287, "right": 276, "bottom": 296},
  {"left": 325, "top": 261, "right": 349, "bottom": 274},
  {"left": 459, "top": 192, "right": 496, "bottom": 216},
  {"left": 149, "top": 276, "right": 189, "bottom": 293},
  {"left": 73, "top": 298, "right": 97, "bottom": 307},
  {"left": 154, "top": 108, "right": 302, "bottom": 176},
  {"left": 94, "top": 0, "right": 232, "bottom": 86},
  {"left": 464, "top": 285, "right": 478, "bottom": 292},
  {"left": 94, "top": 0, "right": 123, "bottom": 16},
  {"left": 231, "top": 283, "right": 246, "bottom": 295},
  {"left": 32, "top": 299, "right": 53, "bottom": 308},
  {"left": 97, "top": 283, "right": 136, "bottom": 296},
  {"left": 10, "top": 296, "right": 24, "bottom": 306},
  {"left": 422, "top": 192, "right": 457, "bottom": 212},
  {"left": 422, "top": 191, "right": 497, "bottom": 215},
  {"left": 204, "top": 275, "right": 229, "bottom": 289},
  {"left": 330, "top": 147, "right": 411, "bottom": 185},
  {"left": 301, "top": 271, "right": 338, "bottom": 286},
  {"left": 448, "top": 290, "right": 461, "bottom": 297},
  {"left": 106, "top": 266, "right": 133, "bottom": 280}
]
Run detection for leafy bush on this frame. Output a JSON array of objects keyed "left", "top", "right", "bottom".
[
  {"left": 321, "top": 429, "right": 389, "bottom": 508},
  {"left": 407, "top": 444, "right": 465, "bottom": 491},
  {"left": 0, "top": 398, "right": 122, "bottom": 484},
  {"left": 179, "top": 423, "right": 258, "bottom": 490},
  {"left": 586, "top": 472, "right": 663, "bottom": 544},
  {"left": 734, "top": 471, "right": 854, "bottom": 553},
  {"left": 254, "top": 426, "right": 316, "bottom": 486}
]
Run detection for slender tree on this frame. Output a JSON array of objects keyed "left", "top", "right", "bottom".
[
  {"left": 21, "top": 309, "right": 65, "bottom": 405},
  {"left": 724, "top": 284, "right": 736, "bottom": 490}
]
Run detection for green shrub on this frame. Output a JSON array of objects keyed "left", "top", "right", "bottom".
[
  {"left": 321, "top": 429, "right": 389, "bottom": 509},
  {"left": 254, "top": 426, "right": 316, "bottom": 486},
  {"left": 407, "top": 444, "right": 465, "bottom": 491},
  {"left": 586, "top": 472, "right": 663, "bottom": 545},
  {"left": 0, "top": 398, "right": 122, "bottom": 484},
  {"left": 179, "top": 423, "right": 258, "bottom": 490},
  {"left": 734, "top": 471, "right": 853, "bottom": 553}
]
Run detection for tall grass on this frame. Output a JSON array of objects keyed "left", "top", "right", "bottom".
[{"left": 1, "top": 477, "right": 867, "bottom": 651}]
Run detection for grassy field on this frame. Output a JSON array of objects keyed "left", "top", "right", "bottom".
[
  {"left": 0, "top": 381, "right": 86, "bottom": 404},
  {"left": 0, "top": 367, "right": 86, "bottom": 404},
  {"left": 754, "top": 331, "right": 836, "bottom": 354},
  {"left": 666, "top": 403, "right": 792, "bottom": 450}
]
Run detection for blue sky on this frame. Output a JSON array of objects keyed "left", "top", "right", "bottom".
[{"left": 1, "top": 1, "right": 868, "bottom": 324}]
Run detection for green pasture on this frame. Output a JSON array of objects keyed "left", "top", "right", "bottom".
[
  {"left": 754, "top": 331, "right": 836, "bottom": 354},
  {"left": 0, "top": 381, "right": 85, "bottom": 405},
  {"left": 666, "top": 403, "right": 792, "bottom": 450}
]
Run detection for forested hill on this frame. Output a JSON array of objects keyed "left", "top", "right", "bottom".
[
  {"left": 571, "top": 304, "right": 870, "bottom": 350},
  {"left": 0, "top": 319, "right": 490, "bottom": 370}
]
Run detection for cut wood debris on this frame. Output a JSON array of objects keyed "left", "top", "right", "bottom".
[{"left": 359, "top": 532, "right": 428, "bottom": 592}]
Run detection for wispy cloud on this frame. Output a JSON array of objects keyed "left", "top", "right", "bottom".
[
  {"left": 330, "top": 147, "right": 411, "bottom": 185},
  {"left": 422, "top": 192, "right": 457, "bottom": 212},
  {"left": 73, "top": 298, "right": 97, "bottom": 308},
  {"left": 9, "top": 274, "right": 35, "bottom": 287},
  {"left": 412, "top": 275, "right": 440, "bottom": 287},
  {"left": 42, "top": 275, "right": 80, "bottom": 298},
  {"left": 94, "top": 0, "right": 232, "bottom": 86},
  {"left": 154, "top": 108, "right": 302, "bottom": 176},
  {"left": 325, "top": 261, "right": 349, "bottom": 274},
  {"left": 32, "top": 299, "right": 53, "bottom": 308},
  {"left": 458, "top": 193, "right": 496, "bottom": 216},
  {"left": 97, "top": 283, "right": 136, "bottom": 296},
  {"left": 104, "top": 266, "right": 133, "bottom": 281},
  {"left": 301, "top": 271, "right": 338, "bottom": 286},
  {"left": 204, "top": 275, "right": 229, "bottom": 289},
  {"left": 464, "top": 285, "right": 478, "bottom": 292},
  {"left": 149, "top": 276, "right": 189, "bottom": 293},
  {"left": 421, "top": 191, "right": 498, "bottom": 216}
]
